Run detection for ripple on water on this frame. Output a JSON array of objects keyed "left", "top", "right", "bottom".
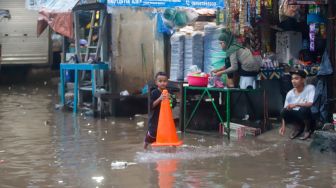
[{"left": 134, "top": 143, "right": 271, "bottom": 163}]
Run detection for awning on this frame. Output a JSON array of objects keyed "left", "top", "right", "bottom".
[{"left": 37, "top": 0, "right": 79, "bottom": 38}]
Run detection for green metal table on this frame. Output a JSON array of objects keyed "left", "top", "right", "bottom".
[{"left": 183, "top": 86, "right": 260, "bottom": 139}]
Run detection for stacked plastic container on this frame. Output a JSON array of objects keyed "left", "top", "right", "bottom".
[
  {"left": 170, "top": 33, "right": 185, "bottom": 81},
  {"left": 203, "top": 25, "right": 222, "bottom": 73},
  {"left": 183, "top": 32, "right": 204, "bottom": 78}
]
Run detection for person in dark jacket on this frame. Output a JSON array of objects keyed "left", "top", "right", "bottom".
[{"left": 311, "top": 50, "right": 334, "bottom": 124}]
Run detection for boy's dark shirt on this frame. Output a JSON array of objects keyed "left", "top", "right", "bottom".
[{"left": 148, "top": 88, "right": 161, "bottom": 137}]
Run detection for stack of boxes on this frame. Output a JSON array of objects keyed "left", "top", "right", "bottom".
[{"left": 221, "top": 122, "right": 261, "bottom": 139}]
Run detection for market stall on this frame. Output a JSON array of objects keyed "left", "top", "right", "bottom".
[
  {"left": 167, "top": 0, "right": 335, "bottom": 138},
  {"left": 50, "top": 0, "right": 227, "bottom": 116}
]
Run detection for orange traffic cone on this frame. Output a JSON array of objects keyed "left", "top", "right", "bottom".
[
  {"left": 152, "top": 89, "right": 183, "bottom": 147},
  {"left": 156, "top": 159, "right": 178, "bottom": 188}
]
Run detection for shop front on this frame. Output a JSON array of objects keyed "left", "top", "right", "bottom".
[{"left": 165, "top": 0, "right": 335, "bottom": 138}]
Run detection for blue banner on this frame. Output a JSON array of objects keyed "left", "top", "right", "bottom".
[{"left": 107, "top": 0, "right": 224, "bottom": 8}]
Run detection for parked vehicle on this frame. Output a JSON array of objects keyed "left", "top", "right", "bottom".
[{"left": 0, "top": 0, "right": 50, "bottom": 66}]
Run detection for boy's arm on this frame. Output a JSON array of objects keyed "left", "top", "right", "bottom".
[
  {"left": 151, "top": 92, "right": 169, "bottom": 109},
  {"left": 152, "top": 97, "right": 162, "bottom": 108}
]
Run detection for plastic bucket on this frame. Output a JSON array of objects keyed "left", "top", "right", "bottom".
[{"left": 187, "top": 75, "right": 209, "bottom": 87}]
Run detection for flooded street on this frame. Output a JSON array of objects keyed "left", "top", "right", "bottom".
[{"left": 0, "top": 76, "right": 335, "bottom": 188}]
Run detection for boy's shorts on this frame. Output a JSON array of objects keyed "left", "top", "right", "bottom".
[{"left": 144, "top": 131, "right": 156, "bottom": 144}]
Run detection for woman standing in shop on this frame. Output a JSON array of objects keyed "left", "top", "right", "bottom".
[{"left": 211, "top": 29, "right": 261, "bottom": 88}]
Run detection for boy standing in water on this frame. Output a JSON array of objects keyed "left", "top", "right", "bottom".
[{"left": 144, "top": 72, "right": 174, "bottom": 149}]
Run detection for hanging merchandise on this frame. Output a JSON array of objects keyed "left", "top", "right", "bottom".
[
  {"left": 244, "top": 26, "right": 261, "bottom": 53},
  {"left": 225, "top": 0, "right": 231, "bottom": 28},
  {"left": 174, "top": 11, "right": 188, "bottom": 27},
  {"left": 256, "top": 0, "right": 261, "bottom": 19},
  {"left": 264, "top": 0, "right": 272, "bottom": 9},
  {"left": 252, "top": 0, "right": 257, "bottom": 24},
  {"left": 157, "top": 14, "right": 173, "bottom": 34},
  {"left": 319, "top": 23, "right": 326, "bottom": 39},
  {"left": 239, "top": 0, "right": 247, "bottom": 35},
  {"left": 246, "top": 0, "right": 251, "bottom": 26},
  {"left": 279, "top": 0, "right": 300, "bottom": 23},
  {"left": 233, "top": 0, "right": 240, "bottom": 35},
  {"left": 164, "top": 8, "right": 177, "bottom": 21},
  {"left": 309, "top": 23, "right": 316, "bottom": 52},
  {"left": 162, "top": 8, "right": 199, "bottom": 29}
]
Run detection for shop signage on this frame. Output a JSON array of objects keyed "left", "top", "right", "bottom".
[{"left": 107, "top": 0, "right": 224, "bottom": 8}]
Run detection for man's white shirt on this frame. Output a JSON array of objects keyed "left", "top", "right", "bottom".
[{"left": 284, "top": 84, "right": 315, "bottom": 111}]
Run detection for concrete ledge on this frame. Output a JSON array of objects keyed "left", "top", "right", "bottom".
[{"left": 310, "top": 130, "right": 336, "bottom": 153}]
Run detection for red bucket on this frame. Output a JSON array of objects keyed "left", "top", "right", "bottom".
[{"left": 187, "top": 75, "right": 209, "bottom": 87}]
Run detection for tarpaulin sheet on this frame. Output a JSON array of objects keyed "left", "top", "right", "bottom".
[
  {"left": 37, "top": 0, "right": 78, "bottom": 38},
  {"left": 37, "top": 10, "right": 73, "bottom": 38}
]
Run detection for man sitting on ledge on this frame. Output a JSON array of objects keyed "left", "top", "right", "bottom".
[{"left": 279, "top": 69, "right": 315, "bottom": 140}]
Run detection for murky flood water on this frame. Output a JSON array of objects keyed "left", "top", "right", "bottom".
[{"left": 0, "top": 80, "right": 335, "bottom": 188}]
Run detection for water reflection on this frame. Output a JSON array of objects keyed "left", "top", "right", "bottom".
[
  {"left": 53, "top": 114, "right": 101, "bottom": 187},
  {"left": 156, "top": 159, "right": 179, "bottom": 188}
]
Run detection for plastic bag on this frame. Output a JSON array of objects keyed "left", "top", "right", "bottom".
[
  {"left": 174, "top": 11, "right": 188, "bottom": 27},
  {"left": 157, "top": 14, "right": 173, "bottom": 34},
  {"left": 163, "top": 8, "right": 177, "bottom": 21},
  {"left": 185, "top": 9, "right": 199, "bottom": 23},
  {"left": 163, "top": 8, "right": 199, "bottom": 29}
]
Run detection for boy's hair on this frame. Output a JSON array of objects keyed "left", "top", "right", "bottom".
[{"left": 155, "top": 72, "right": 168, "bottom": 79}]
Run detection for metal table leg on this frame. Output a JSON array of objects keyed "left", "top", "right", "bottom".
[
  {"left": 74, "top": 69, "right": 78, "bottom": 114},
  {"left": 60, "top": 68, "right": 65, "bottom": 105},
  {"left": 183, "top": 86, "right": 187, "bottom": 132},
  {"left": 226, "top": 90, "right": 231, "bottom": 139}
]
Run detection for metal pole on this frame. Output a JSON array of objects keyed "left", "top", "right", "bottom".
[
  {"left": 226, "top": 90, "right": 230, "bottom": 139},
  {"left": 74, "top": 11, "right": 81, "bottom": 63},
  {"left": 62, "top": 36, "right": 66, "bottom": 63}
]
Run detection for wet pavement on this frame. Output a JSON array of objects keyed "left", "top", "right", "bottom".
[{"left": 0, "top": 74, "right": 335, "bottom": 188}]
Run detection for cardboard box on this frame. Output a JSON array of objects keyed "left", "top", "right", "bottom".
[{"left": 221, "top": 122, "right": 261, "bottom": 139}]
